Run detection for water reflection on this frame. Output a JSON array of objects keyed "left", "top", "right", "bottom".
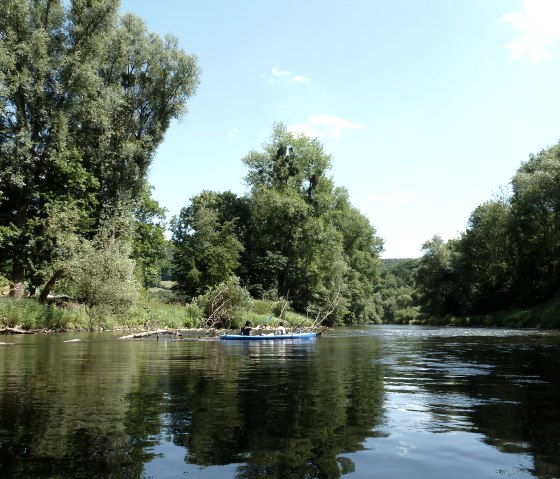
[{"left": 0, "top": 327, "right": 559, "bottom": 478}]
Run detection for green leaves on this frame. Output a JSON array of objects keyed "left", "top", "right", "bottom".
[
  {"left": 0, "top": 1, "right": 199, "bottom": 298},
  {"left": 171, "top": 191, "right": 245, "bottom": 300},
  {"left": 415, "top": 141, "right": 560, "bottom": 318},
  {"left": 172, "top": 124, "right": 384, "bottom": 325}
]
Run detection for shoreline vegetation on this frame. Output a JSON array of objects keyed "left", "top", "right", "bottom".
[
  {"left": 2, "top": 286, "right": 560, "bottom": 336},
  {"left": 0, "top": 290, "right": 322, "bottom": 336}
]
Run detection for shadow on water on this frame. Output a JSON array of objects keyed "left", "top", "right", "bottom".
[{"left": 0, "top": 326, "right": 559, "bottom": 478}]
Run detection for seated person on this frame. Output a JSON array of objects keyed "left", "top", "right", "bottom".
[
  {"left": 275, "top": 320, "right": 286, "bottom": 335},
  {"left": 240, "top": 320, "right": 260, "bottom": 336}
]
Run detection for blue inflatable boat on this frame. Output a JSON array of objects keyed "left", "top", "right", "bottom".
[{"left": 220, "top": 332, "right": 317, "bottom": 341}]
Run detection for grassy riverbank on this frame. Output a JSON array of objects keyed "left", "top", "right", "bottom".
[
  {"left": 413, "top": 292, "right": 560, "bottom": 329},
  {"left": 3, "top": 291, "right": 560, "bottom": 333},
  {"left": 0, "top": 296, "right": 314, "bottom": 333}
]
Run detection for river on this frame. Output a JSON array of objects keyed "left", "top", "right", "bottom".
[{"left": 0, "top": 325, "right": 559, "bottom": 479}]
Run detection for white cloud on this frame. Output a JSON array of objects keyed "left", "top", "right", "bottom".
[
  {"left": 271, "top": 67, "right": 293, "bottom": 77},
  {"left": 287, "top": 114, "right": 363, "bottom": 139},
  {"left": 308, "top": 114, "right": 363, "bottom": 139},
  {"left": 502, "top": 0, "right": 560, "bottom": 62},
  {"left": 266, "top": 66, "right": 311, "bottom": 84},
  {"left": 226, "top": 127, "right": 240, "bottom": 140},
  {"left": 292, "top": 75, "right": 311, "bottom": 83}
]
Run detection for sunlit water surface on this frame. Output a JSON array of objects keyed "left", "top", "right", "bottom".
[{"left": 1, "top": 325, "right": 559, "bottom": 478}]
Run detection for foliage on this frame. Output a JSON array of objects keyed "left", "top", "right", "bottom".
[
  {"left": 123, "top": 301, "right": 203, "bottom": 330},
  {"left": 193, "top": 277, "right": 253, "bottom": 329},
  {"left": 171, "top": 123, "right": 384, "bottom": 325},
  {"left": 415, "top": 236, "right": 462, "bottom": 317},
  {"left": 170, "top": 191, "right": 245, "bottom": 300},
  {"left": 509, "top": 144, "right": 560, "bottom": 304},
  {"left": 0, "top": 297, "right": 88, "bottom": 330},
  {"left": 414, "top": 141, "right": 560, "bottom": 323},
  {"left": 0, "top": 0, "right": 199, "bottom": 297},
  {"left": 61, "top": 234, "right": 140, "bottom": 330},
  {"left": 132, "top": 187, "right": 168, "bottom": 288},
  {"left": 376, "top": 258, "right": 420, "bottom": 322},
  {"left": 171, "top": 124, "right": 384, "bottom": 325}
]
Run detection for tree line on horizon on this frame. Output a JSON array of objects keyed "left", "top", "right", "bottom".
[{"left": 414, "top": 141, "right": 560, "bottom": 318}]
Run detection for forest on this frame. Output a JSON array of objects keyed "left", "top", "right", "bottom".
[{"left": 2, "top": 0, "right": 560, "bottom": 330}]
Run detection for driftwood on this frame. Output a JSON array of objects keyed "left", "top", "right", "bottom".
[
  {"left": 118, "top": 329, "right": 181, "bottom": 340},
  {"left": 0, "top": 342, "right": 14, "bottom": 346},
  {"left": 0, "top": 327, "right": 36, "bottom": 335}
]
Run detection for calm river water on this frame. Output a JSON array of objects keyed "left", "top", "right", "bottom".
[{"left": 0, "top": 325, "right": 559, "bottom": 479}]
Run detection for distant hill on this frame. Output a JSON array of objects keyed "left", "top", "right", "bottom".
[{"left": 381, "top": 258, "right": 416, "bottom": 269}]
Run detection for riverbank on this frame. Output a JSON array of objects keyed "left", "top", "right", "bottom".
[
  {"left": 412, "top": 292, "right": 560, "bottom": 329},
  {"left": 3, "top": 292, "right": 560, "bottom": 334},
  {"left": 0, "top": 296, "right": 315, "bottom": 333}
]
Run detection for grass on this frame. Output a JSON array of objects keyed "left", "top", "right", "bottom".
[
  {"left": 0, "top": 297, "right": 89, "bottom": 330},
  {"left": 4, "top": 290, "right": 559, "bottom": 333},
  {"left": 0, "top": 295, "right": 314, "bottom": 332}
]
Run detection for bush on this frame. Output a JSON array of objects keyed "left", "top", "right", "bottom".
[
  {"left": 272, "top": 297, "right": 291, "bottom": 318},
  {"left": 394, "top": 306, "right": 421, "bottom": 324},
  {"left": 0, "top": 297, "right": 88, "bottom": 330},
  {"left": 194, "top": 277, "right": 252, "bottom": 329}
]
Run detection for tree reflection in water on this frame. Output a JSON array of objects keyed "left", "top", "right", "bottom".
[{"left": 1, "top": 328, "right": 559, "bottom": 479}]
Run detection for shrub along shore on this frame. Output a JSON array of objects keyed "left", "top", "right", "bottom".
[
  {"left": 1, "top": 291, "right": 560, "bottom": 334},
  {"left": 0, "top": 296, "right": 316, "bottom": 334}
]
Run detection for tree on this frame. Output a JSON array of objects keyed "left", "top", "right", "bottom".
[
  {"left": 0, "top": 0, "right": 199, "bottom": 296},
  {"left": 415, "top": 236, "right": 461, "bottom": 317},
  {"left": 63, "top": 234, "right": 140, "bottom": 330},
  {"left": 242, "top": 123, "right": 383, "bottom": 323},
  {"left": 0, "top": 0, "right": 110, "bottom": 296},
  {"left": 171, "top": 191, "right": 245, "bottom": 300},
  {"left": 328, "top": 188, "right": 383, "bottom": 323},
  {"left": 132, "top": 187, "right": 168, "bottom": 288},
  {"left": 376, "top": 258, "right": 420, "bottom": 323},
  {"left": 510, "top": 143, "right": 560, "bottom": 304},
  {"left": 455, "top": 198, "right": 515, "bottom": 313}
]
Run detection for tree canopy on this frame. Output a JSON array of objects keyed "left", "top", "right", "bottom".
[
  {"left": 0, "top": 0, "right": 199, "bottom": 298},
  {"left": 414, "top": 141, "right": 560, "bottom": 318},
  {"left": 171, "top": 123, "right": 384, "bottom": 325}
]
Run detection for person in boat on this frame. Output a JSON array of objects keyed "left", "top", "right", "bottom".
[
  {"left": 275, "top": 320, "right": 286, "bottom": 335},
  {"left": 240, "top": 320, "right": 261, "bottom": 336}
]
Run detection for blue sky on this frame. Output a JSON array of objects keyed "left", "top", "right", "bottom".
[{"left": 120, "top": 0, "right": 560, "bottom": 258}]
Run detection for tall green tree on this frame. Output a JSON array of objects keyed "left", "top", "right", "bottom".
[
  {"left": 132, "top": 187, "right": 168, "bottom": 288},
  {"left": 415, "top": 235, "right": 461, "bottom": 317},
  {"left": 242, "top": 123, "right": 383, "bottom": 323},
  {"left": 0, "top": 0, "right": 199, "bottom": 296},
  {"left": 170, "top": 191, "right": 245, "bottom": 301},
  {"left": 455, "top": 198, "right": 514, "bottom": 313},
  {"left": 0, "top": 0, "right": 110, "bottom": 296},
  {"left": 328, "top": 188, "right": 384, "bottom": 323},
  {"left": 510, "top": 143, "right": 560, "bottom": 304}
]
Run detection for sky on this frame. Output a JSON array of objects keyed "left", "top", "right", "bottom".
[{"left": 119, "top": 0, "right": 560, "bottom": 258}]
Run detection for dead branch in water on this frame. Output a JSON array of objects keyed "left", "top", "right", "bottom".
[
  {"left": 118, "top": 329, "right": 181, "bottom": 339},
  {"left": 0, "top": 327, "right": 37, "bottom": 335}
]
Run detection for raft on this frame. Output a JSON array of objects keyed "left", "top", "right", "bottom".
[{"left": 220, "top": 332, "right": 317, "bottom": 341}]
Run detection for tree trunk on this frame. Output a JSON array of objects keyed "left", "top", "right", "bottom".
[{"left": 39, "top": 269, "right": 66, "bottom": 304}]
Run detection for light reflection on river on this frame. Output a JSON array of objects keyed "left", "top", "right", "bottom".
[{"left": 0, "top": 325, "right": 559, "bottom": 479}]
